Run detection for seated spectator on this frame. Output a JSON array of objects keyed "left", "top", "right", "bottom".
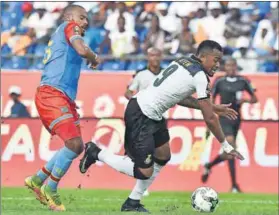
[
  {"left": 224, "top": 2, "right": 252, "bottom": 48},
  {"left": 9, "top": 86, "right": 31, "bottom": 118},
  {"left": 100, "top": 16, "right": 139, "bottom": 58},
  {"left": 201, "top": 2, "right": 227, "bottom": 46},
  {"left": 155, "top": 2, "right": 181, "bottom": 35},
  {"left": 268, "top": 15, "right": 279, "bottom": 55},
  {"left": 26, "top": 3, "right": 56, "bottom": 40},
  {"left": 1, "top": 28, "right": 35, "bottom": 56},
  {"left": 104, "top": 2, "right": 135, "bottom": 32},
  {"left": 135, "top": 3, "right": 155, "bottom": 28},
  {"left": 1, "top": 27, "right": 16, "bottom": 48},
  {"left": 232, "top": 36, "right": 258, "bottom": 73},
  {"left": 89, "top": 5, "right": 107, "bottom": 28},
  {"left": 168, "top": 2, "right": 197, "bottom": 18},
  {"left": 252, "top": 19, "right": 275, "bottom": 56},
  {"left": 188, "top": 3, "right": 207, "bottom": 45},
  {"left": 73, "top": 2, "right": 98, "bottom": 12},
  {"left": 142, "top": 14, "right": 166, "bottom": 53},
  {"left": 171, "top": 16, "right": 196, "bottom": 55}
]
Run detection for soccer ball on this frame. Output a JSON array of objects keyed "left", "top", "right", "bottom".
[{"left": 191, "top": 187, "right": 219, "bottom": 213}]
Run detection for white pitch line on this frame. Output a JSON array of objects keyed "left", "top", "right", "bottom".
[{"left": 2, "top": 197, "right": 278, "bottom": 205}]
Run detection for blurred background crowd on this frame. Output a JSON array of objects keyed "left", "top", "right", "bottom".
[{"left": 1, "top": 1, "right": 278, "bottom": 72}]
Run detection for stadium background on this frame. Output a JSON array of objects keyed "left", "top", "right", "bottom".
[{"left": 1, "top": 0, "right": 278, "bottom": 196}]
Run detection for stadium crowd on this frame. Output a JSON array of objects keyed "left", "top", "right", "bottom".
[{"left": 1, "top": 1, "right": 278, "bottom": 72}]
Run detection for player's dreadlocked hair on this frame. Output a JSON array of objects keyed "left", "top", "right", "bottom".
[{"left": 196, "top": 40, "right": 223, "bottom": 56}]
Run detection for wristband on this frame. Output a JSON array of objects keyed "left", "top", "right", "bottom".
[{"left": 221, "top": 140, "right": 234, "bottom": 153}]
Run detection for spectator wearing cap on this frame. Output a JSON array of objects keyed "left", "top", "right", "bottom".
[
  {"left": 224, "top": 2, "right": 252, "bottom": 48},
  {"left": 232, "top": 37, "right": 258, "bottom": 73},
  {"left": 155, "top": 2, "right": 181, "bottom": 35},
  {"left": 200, "top": 2, "right": 227, "bottom": 47},
  {"left": 252, "top": 19, "right": 275, "bottom": 56},
  {"left": 20, "top": 2, "right": 33, "bottom": 30},
  {"left": 9, "top": 86, "right": 31, "bottom": 118},
  {"left": 168, "top": 2, "right": 198, "bottom": 18},
  {"left": 104, "top": 2, "right": 135, "bottom": 32}
]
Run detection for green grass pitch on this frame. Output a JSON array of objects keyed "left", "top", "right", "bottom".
[{"left": 2, "top": 187, "right": 278, "bottom": 215}]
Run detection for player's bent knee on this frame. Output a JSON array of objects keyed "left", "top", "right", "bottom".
[
  {"left": 65, "top": 137, "right": 84, "bottom": 155},
  {"left": 133, "top": 166, "right": 153, "bottom": 180},
  {"left": 154, "top": 156, "right": 171, "bottom": 166}
]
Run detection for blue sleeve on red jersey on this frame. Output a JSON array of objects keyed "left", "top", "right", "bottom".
[{"left": 64, "top": 22, "right": 83, "bottom": 45}]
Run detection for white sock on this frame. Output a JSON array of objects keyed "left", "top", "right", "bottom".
[
  {"left": 129, "top": 162, "right": 163, "bottom": 200},
  {"left": 98, "top": 149, "right": 134, "bottom": 177}
]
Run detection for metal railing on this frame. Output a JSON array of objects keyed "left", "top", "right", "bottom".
[{"left": 1, "top": 54, "right": 279, "bottom": 61}]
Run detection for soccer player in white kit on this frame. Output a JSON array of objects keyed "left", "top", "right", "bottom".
[
  {"left": 125, "top": 47, "right": 164, "bottom": 197},
  {"left": 79, "top": 40, "right": 244, "bottom": 212}
]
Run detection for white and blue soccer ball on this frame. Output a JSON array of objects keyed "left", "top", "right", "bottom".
[{"left": 191, "top": 187, "right": 219, "bottom": 213}]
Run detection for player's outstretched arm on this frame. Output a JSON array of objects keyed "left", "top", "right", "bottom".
[
  {"left": 178, "top": 97, "right": 238, "bottom": 120},
  {"left": 178, "top": 96, "right": 200, "bottom": 109},
  {"left": 198, "top": 98, "right": 244, "bottom": 160}
]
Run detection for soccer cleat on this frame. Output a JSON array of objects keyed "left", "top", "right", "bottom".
[
  {"left": 201, "top": 163, "right": 211, "bottom": 183},
  {"left": 121, "top": 198, "right": 150, "bottom": 213},
  {"left": 231, "top": 184, "right": 242, "bottom": 193},
  {"left": 79, "top": 142, "right": 101, "bottom": 174},
  {"left": 41, "top": 184, "right": 66, "bottom": 211},
  {"left": 24, "top": 175, "right": 47, "bottom": 205}
]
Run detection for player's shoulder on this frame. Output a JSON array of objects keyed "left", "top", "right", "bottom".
[
  {"left": 236, "top": 75, "right": 250, "bottom": 83},
  {"left": 213, "top": 76, "right": 226, "bottom": 84},
  {"left": 175, "top": 55, "right": 204, "bottom": 76},
  {"left": 133, "top": 67, "right": 149, "bottom": 78}
]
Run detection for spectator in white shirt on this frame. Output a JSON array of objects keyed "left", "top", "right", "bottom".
[
  {"left": 224, "top": 2, "right": 252, "bottom": 48},
  {"left": 26, "top": 5, "right": 55, "bottom": 39},
  {"left": 201, "top": 2, "right": 227, "bottom": 47},
  {"left": 104, "top": 2, "right": 135, "bottom": 32},
  {"left": 232, "top": 36, "right": 258, "bottom": 73},
  {"left": 252, "top": 19, "right": 275, "bottom": 56},
  {"left": 100, "top": 16, "right": 139, "bottom": 58},
  {"left": 168, "top": 2, "right": 198, "bottom": 18},
  {"left": 155, "top": 2, "right": 181, "bottom": 35}
]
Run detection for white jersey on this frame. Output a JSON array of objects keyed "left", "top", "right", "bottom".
[
  {"left": 136, "top": 56, "right": 210, "bottom": 121},
  {"left": 128, "top": 67, "right": 164, "bottom": 92}
]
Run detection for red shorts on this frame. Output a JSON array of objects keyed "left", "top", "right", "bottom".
[{"left": 35, "top": 85, "right": 81, "bottom": 141}]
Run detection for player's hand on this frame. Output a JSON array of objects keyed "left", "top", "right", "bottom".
[
  {"left": 213, "top": 103, "right": 238, "bottom": 120},
  {"left": 226, "top": 149, "right": 244, "bottom": 160},
  {"left": 87, "top": 55, "right": 100, "bottom": 69},
  {"left": 92, "top": 55, "right": 101, "bottom": 68}
]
